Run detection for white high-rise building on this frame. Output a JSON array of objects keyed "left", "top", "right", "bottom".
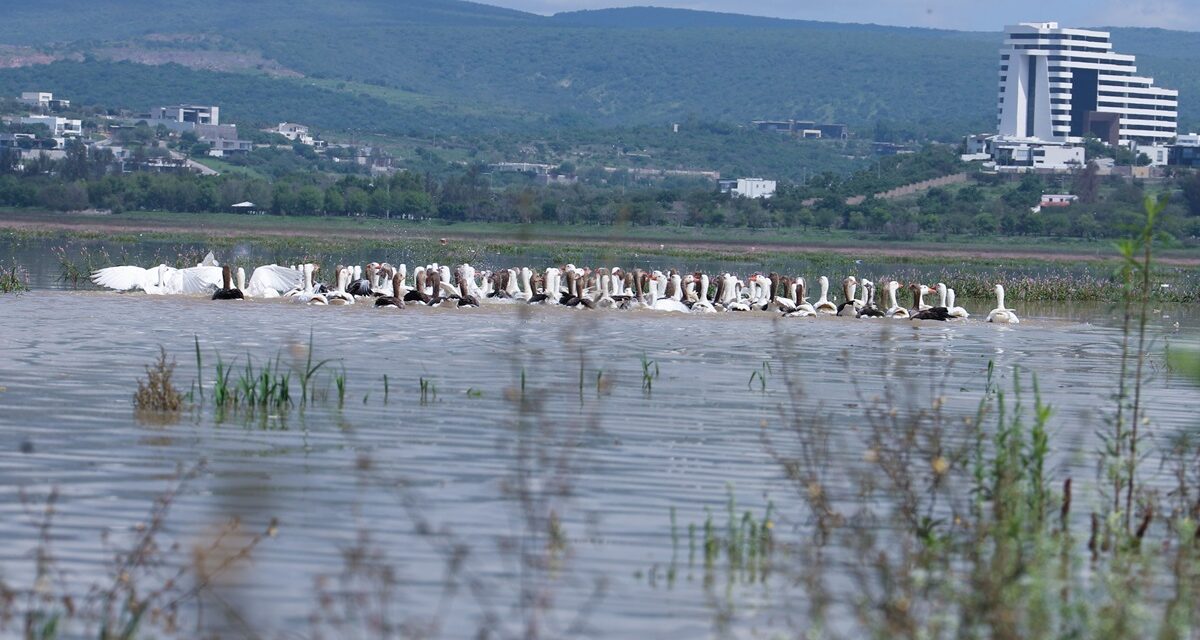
[{"left": 997, "top": 22, "right": 1177, "bottom": 147}]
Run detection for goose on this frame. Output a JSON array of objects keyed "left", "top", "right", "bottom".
[
  {"left": 723, "top": 273, "right": 751, "bottom": 312},
  {"left": 404, "top": 268, "right": 434, "bottom": 305},
  {"left": 772, "top": 276, "right": 798, "bottom": 313},
  {"left": 836, "top": 276, "right": 859, "bottom": 317},
  {"left": 370, "top": 264, "right": 397, "bottom": 296},
  {"left": 346, "top": 264, "right": 376, "bottom": 297},
  {"left": 786, "top": 278, "right": 818, "bottom": 317},
  {"left": 592, "top": 268, "right": 617, "bottom": 308},
  {"left": 934, "top": 283, "right": 968, "bottom": 319},
  {"left": 326, "top": 268, "right": 356, "bottom": 305},
  {"left": 90, "top": 264, "right": 172, "bottom": 294},
  {"left": 562, "top": 270, "right": 595, "bottom": 309},
  {"left": 986, "top": 284, "right": 1020, "bottom": 324},
  {"left": 946, "top": 287, "right": 970, "bottom": 319},
  {"left": 691, "top": 273, "right": 717, "bottom": 313},
  {"left": 856, "top": 281, "right": 886, "bottom": 318},
  {"left": 750, "top": 273, "right": 773, "bottom": 311},
  {"left": 456, "top": 268, "right": 480, "bottom": 307},
  {"left": 813, "top": 276, "right": 837, "bottom": 314},
  {"left": 424, "top": 269, "right": 459, "bottom": 307},
  {"left": 652, "top": 272, "right": 690, "bottom": 313},
  {"left": 247, "top": 264, "right": 302, "bottom": 298},
  {"left": 211, "top": 265, "right": 244, "bottom": 300},
  {"left": 855, "top": 278, "right": 870, "bottom": 311},
  {"left": 374, "top": 273, "right": 405, "bottom": 308},
  {"left": 153, "top": 265, "right": 223, "bottom": 295},
  {"left": 906, "top": 283, "right": 936, "bottom": 316},
  {"left": 294, "top": 265, "right": 328, "bottom": 305},
  {"left": 486, "top": 269, "right": 508, "bottom": 299},
  {"left": 513, "top": 267, "right": 534, "bottom": 302},
  {"left": 885, "top": 281, "right": 909, "bottom": 318},
  {"left": 529, "top": 267, "right": 560, "bottom": 304},
  {"left": 783, "top": 276, "right": 816, "bottom": 318}
]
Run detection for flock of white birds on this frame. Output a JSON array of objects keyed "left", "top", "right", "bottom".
[{"left": 89, "top": 253, "right": 1020, "bottom": 324}]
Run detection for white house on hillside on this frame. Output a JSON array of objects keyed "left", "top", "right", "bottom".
[{"left": 20, "top": 115, "right": 82, "bottom": 137}]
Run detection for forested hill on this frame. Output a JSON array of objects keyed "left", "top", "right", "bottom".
[
  {"left": 0, "top": 0, "right": 537, "bottom": 44},
  {"left": 0, "top": 0, "right": 1197, "bottom": 139},
  {"left": 548, "top": 7, "right": 980, "bottom": 34}
]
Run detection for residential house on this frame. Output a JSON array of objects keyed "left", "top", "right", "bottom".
[
  {"left": 20, "top": 115, "right": 82, "bottom": 137},
  {"left": 272, "top": 122, "right": 316, "bottom": 145}
]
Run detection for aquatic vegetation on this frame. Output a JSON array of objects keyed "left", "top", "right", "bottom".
[
  {"left": 133, "top": 347, "right": 183, "bottom": 418},
  {"left": 640, "top": 353, "right": 660, "bottom": 394},
  {"left": 748, "top": 360, "right": 771, "bottom": 392},
  {"left": 748, "top": 199, "right": 1200, "bottom": 638},
  {"left": 654, "top": 488, "right": 774, "bottom": 588},
  {"left": 0, "top": 264, "right": 27, "bottom": 293},
  {"left": 418, "top": 376, "right": 437, "bottom": 405}
]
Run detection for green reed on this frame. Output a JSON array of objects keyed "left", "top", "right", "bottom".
[
  {"left": 748, "top": 360, "right": 771, "bottom": 392},
  {"left": 419, "top": 377, "right": 437, "bottom": 405},
  {"left": 334, "top": 368, "right": 347, "bottom": 409},
  {"left": 640, "top": 353, "right": 660, "bottom": 394},
  {"left": 657, "top": 487, "right": 774, "bottom": 588},
  {"left": 0, "top": 264, "right": 27, "bottom": 293}
]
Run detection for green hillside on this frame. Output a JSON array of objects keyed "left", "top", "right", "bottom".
[{"left": 0, "top": 1, "right": 1196, "bottom": 140}]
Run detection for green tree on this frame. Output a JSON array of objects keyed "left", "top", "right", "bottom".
[{"left": 295, "top": 185, "right": 324, "bottom": 215}]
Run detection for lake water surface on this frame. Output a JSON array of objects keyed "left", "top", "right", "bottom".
[
  {"left": 1, "top": 251, "right": 1199, "bottom": 636},
  {"left": 2, "top": 234, "right": 1200, "bottom": 633}
]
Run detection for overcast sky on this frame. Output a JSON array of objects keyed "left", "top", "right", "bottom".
[{"left": 485, "top": 0, "right": 1200, "bottom": 31}]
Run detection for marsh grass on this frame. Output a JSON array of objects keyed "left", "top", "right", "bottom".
[
  {"left": 133, "top": 348, "right": 183, "bottom": 420},
  {"left": 748, "top": 360, "right": 771, "bottom": 392},
  {"left": 640, "top": 353, "right": 660, "bottom": 394},
  {"left": 418, "top": 376, "right": 437, "bottom": 405},
  {"left": 745, "top": 196, "right": 1200, "bottom": 638},
  {"left": 655, "top": 488, "right": 775, "bottom": 589},
  {"left": 0, "top": 263, "right": 28, "bottom": 293}
]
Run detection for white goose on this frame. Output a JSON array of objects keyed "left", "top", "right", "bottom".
[
  {"left": 986, "top": 284, "right": 1019, "bottom": 324},
  {"left": 247, "top": 264, "right": 303, "bottom": 298},
  {"left": 885, "top": 280, "right": 909, "bottom": 318},
  {"left": 935, "top": 283, "right": 970, "bottom": 319},
  {"left": 294, "top": 264, "right": 328, "bottom": 305},
  {"left": 836, "top": 276, "right": 859, "bottom": 317},
  {"left": 326, "top": 268, "right": 356, "bottom": 305},
  {"left": 947, "top": 288, "right": 970, "bottom": 319},
  {"left": 90, "top": 264, "right": 172, "bottom": 294},
  {"left": 691, "top": 273, "right": 716, "bottom": 313},
  {"left": 813, "top": 276, "right": 837, "bottom": 314}
]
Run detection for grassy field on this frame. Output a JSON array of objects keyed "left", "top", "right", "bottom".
[{"left": 2, "top": 209, "right": 1196, "bottom": 264}]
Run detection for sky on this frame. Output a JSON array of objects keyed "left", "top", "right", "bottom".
[{"left": 483, "top": 0, "right": 1200, "bottom": 31}]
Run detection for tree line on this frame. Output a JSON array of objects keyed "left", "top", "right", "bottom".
[{"left": 2, "top": 143, "right": 1198, "bottom": 242}]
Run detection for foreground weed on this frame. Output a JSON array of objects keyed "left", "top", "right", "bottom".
[
  {"left": 133, "top": 347, "right": 183, "bottom": 420},
  {"left": 0, "top": 264, "right": 28, "bottom": 293},
  {"left": 640, "top": 353, "right": 660, "bottom": 394}
]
